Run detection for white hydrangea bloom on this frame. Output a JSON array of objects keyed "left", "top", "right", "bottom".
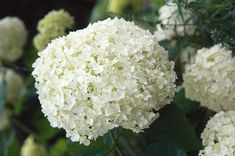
[
  {"left": 154, "top": 1, "right": 196, "bottom": 41},
  {"left": 32, "top": 18, "right": 176, "bottom": 145},
  {"left": 0, "top": 17, "right": 27, "bottom": 62},
  {"left": 183, "top": 44, "right": 235, "bottom": 112},
  {"left": 21, "top": 136, "right": 45, "bottom": 156},
  {"left": 199, "top": 111, "right": 235, "bottom": 156},
  {"left": 0, "top": 68, "right": 24, "bottom": 104}
]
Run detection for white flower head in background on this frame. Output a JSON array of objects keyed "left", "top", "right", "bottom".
[
  {"left": 179, "top": 45, "right": 197, "bottom": 71},
  {"left": 154, "top": 1, "right": 196, "bottom": 41},
  {"left": 0, "top": 68, "right": 24, "bottom": 104},
  {"left": 0, "top": 108, "right": 11, "bottom": 131},
  {"left": 21, "top": 135, "right": 45, "bottom": 156},
  {"left": 32, "top": 18, "right": 176, "bottom": 145},
  {"left": 33, "top": 9, "right": 74, "bottom": 51},
  {"left": 0, "top": 17, "right": 27, "bottom": 62},
  {"left": 199, "top": 111, "right": 235, "bottom": 156},
  {"left": 183, "top": 44, "right": 235, "bottom": 112}
]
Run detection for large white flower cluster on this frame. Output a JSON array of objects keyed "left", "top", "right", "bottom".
[
  {"left": 0, "top": 68, "right": 23, "bottom": 104},
  {"left": 183, "top": 44, "right": 235, "bottom": 112},
  {"left": 32, "top": 18, "right": 176, "bottom": 145},
  {"left": 199, "top": 111, "right": 235, "bottom": 156},
  {"left": 0, "top": 17, "right": 27, "bottom": 62},
  {"left": 154, "top": 1, "right": 196, "bottom": 41}
]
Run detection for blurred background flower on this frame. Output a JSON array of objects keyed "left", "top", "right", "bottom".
[
  {"left": 0, "top": 17, "right": 27, "bottom": 62},
  {"left": 33, "top": 9, "right": 74, "bottom": 51},
  {"left": 21, "top": 135, "right": 45, "bottom": 156}
]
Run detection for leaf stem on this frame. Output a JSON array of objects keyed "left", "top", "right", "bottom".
[
  {"left": 108, "top": 131, "right": 125, "bottom": 156},
  {"left": 12, "top": 119, "right": 34, "bottom": 134}
]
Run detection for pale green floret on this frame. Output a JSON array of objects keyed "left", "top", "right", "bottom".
[
  {"left": 107, "top": 0, "right": 144, "bottom": 14},
  {"left": 34, "top": 9, "right": 74, "bottom": 51},
  {"left": 21, "top": 136, "right": 45, "bottom": 156}
]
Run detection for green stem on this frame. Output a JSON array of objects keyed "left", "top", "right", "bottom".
[
  {"left": 1, "top": 62, "right": 33, "bottom": 73},
  {"left": 106, "top": 146, "right": 115, "bottom": 156},
  {"left": 108, "top": 131, "right": 125, "bottom": 156},
  {"left": 13, "top": 119, "right": 34, "bottom": 134},
  {"left": 115, "top": 146, "right": 124, "bottom": 156}
]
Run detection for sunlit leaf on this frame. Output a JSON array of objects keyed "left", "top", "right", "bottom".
[{"left": 90, "top": 0, "right": 109, "bottom": 23}]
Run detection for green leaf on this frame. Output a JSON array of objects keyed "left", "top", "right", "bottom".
[
  {"left": 14, "top": 76, "right": 37, "bottom": 115},
  {"left": 34, "top": 115, "right": 60, "bottom": 141},
  {"left": 188, "top": 2, "right": 208, "bottom": 9},
  {"left": 176, "top": 0, "right": 185, "bottom": 23},
  {"left": 0, "top": 130, "right": 16, "bottom": 156},
  {"left": 8, "top": 139, "right": 20, "bottom": 156},
  {"left": 0, "top": 79, "right": 6, "bottom": 114},
  {"left": 49, "top": 138, "right": 68, "bottom": 156},
  {"left": 102, "top": 131, "right": 113, "bottom": 147},
  {"left": 67, "top": 136, "right": 111, "bottom": 156},
  {"left": 173, "top": 87, "right": 199, "bottom": 114},
  {"left": 90, "top": 0, "right": 109, "bottom": 23},
  {"left": 207, "top": 3, "right": 232, "bottom": 11},
  {"left": 143, "top": 104, "right": 203, "bottom": 152},
  {"left": 149, "top": 0, "right": 165, "bottom": 10},
  {"left": 22, "top": 43, "right": 38, "bottom": 69},
  {"left": 146, "top": 142, "right": 187, "bottom": 156}
]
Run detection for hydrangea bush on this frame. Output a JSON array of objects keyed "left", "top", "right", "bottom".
[{"left": 0, "top": 0, "right": 235, "bottom": 156}]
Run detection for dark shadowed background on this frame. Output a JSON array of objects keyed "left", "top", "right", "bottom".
[{"left": 0, "top": 0, "right": 96, "bottom": 38}]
